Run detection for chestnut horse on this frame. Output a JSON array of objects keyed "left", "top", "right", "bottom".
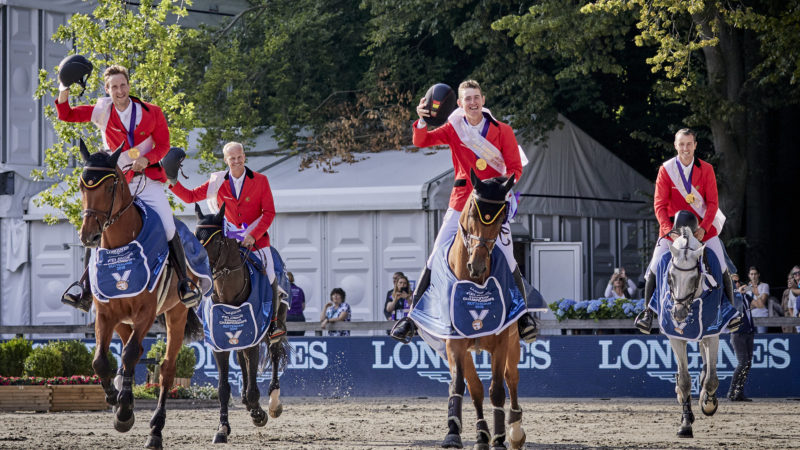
[
  {"left": 78, "top": 141, "right": 203, "bottom": 449},
  {"left": 441, "top": 172, "right": 526, "bottom": 450},
  {"left": 194, "top": 204, "right": 290, "bottom": 444}
]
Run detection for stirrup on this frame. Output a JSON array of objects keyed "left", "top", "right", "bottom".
[
  {"left": 178, "top": 278, "right": 201, "bottom": 308},
  {"left": 635, "top": 310, "right": 654, "bottom": 334},
  {"left": 727, "top": 316, "right": 742, "bottom": 333},
  {"left": 268, "top": 319, "right": 286, "bottom": 344},
  {"left": 389, "top": 318, "right": 416, "bottom": 344},
  {"left": 61, "top": 281, "right": 93, "bottom": 312},
  {"left": 518, "top": 314, "right": 538, "bottom": 343}
]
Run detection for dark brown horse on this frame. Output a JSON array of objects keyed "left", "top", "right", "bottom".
[
  {"left": 194, "top": 204, "right": 289, "bottom": 444},
  {"left": 441, "top": 171, "right": 526, "bottom": 450},
  {"left": 78, "top": 140, "right": 203, "bottom": 449}
]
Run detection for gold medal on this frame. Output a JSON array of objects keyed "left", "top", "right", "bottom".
[
  {"left": 128, "top": 147, "right": 140, "bottom": 159},
  {"left": 476, "top": 158, "right": 487, "bottom": 170},
  {"left": 685, "top": 193, "right": 696, "bottom": 204}
]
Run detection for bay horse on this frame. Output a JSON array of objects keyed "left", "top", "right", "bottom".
[
  {"left": 194, "top": 204, "right": 290, "bottom": 444},
  {"left": 78, "top": 140, "right": 204, "bottom": 449},
  {"left": 441, "top": 171, "right": 525, "bottom": 450},
  {"left": 661, "top": 226, "right": 731, "bottom": 438}
]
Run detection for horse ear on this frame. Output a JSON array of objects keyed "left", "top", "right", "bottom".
[
  {"left": 79, "top": 139, "right": 91, "bottom": 162},
  {"left": 470, "top": 168, "right": 480, "bottom": 188},
  {"left": 194, "top": 203, "right": 204, "bottom": 220},
  {"left": 214, "top": 203, "right": 226, "bottom": 224},
  {"left": 501, "top": 174, "right": 516, "bottom": 193},
  {"left": 109, "top": 142, "right": 124, "bottom": 167}
]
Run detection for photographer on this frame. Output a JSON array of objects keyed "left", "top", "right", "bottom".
[
  {"left": 604, "top": 267, "right": 637, "bottom": 298},
  {"left": 384, "top": 274, "right": 412, "bottom": 321},
  {"left": 740, "top": 266, "right": 769, "bottom": 333}
]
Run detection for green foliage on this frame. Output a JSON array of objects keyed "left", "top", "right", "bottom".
[
  {"left": 0, "top": 338, "right": 34, "bottom": 377},
  {"left": 33, "top": 0, "right": 197, "bottom": 227},
  {"left": 24, "top": 346, "right": 64, "bottom": 378},
  {"left": 146, "top": 340, "right": 196, "bottom": 379},
  {"left": 50, "top": 340, "right": 94, "bottom": 377},
  {"left": 133, "top": 382, "right": 218, "bottom": 400}
]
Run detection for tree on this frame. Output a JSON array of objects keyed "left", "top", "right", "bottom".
[{"left": 34, "top": 0, "right": 197, "bottom": 226}]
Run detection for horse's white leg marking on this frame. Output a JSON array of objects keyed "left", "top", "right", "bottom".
[
  {"left": 669, "top": 338, "right": 691, "bottom": 403},
  {"left": 700, "top": 337, "right": 720, "bottom": 395}
]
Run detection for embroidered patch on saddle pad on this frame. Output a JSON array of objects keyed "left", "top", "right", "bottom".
[
  {"left": 450, "top": 277, "right": 507, "bottom": 337},
  {"left": 89, "top": 200, "right": 167, "bottom": 301}
]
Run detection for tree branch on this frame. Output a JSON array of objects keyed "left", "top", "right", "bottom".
[{"left": 214, "top": 4, "right": 270, "bottom": 45}]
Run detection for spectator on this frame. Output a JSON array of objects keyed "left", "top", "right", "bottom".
[
  {"left": 728, "top": 272, "right": 755, "bottom": 401},
  {"left": 384, "top": 274, "right": 412, "bottom": 321},
  {"left": 604, "top": 267, "right": 637, "bottom": 298},
  {"left": 740, "top": 266, "right": 769, "bottom": 333},
  {"left": 385, "top": 271, "right": 405, "bottom": 307},
  {"left": 286, "top": 272, "right": 306, "bottom": 336},
  {"left": 320, "top": 287, "right": 351, "bottom": 336},
  {"left": 782, "top": 265, "right": 800, "bottom": 333}
]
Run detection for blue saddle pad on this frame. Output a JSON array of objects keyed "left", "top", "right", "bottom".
[
  {"left": 649, "top": 248, "right": 740, "bottom": 341},
  {"left": 200, "top": 250, "right": 276, "bottom": 352},
  {"left": 450, "top": 278, "right": 508, "bottom": 337}
]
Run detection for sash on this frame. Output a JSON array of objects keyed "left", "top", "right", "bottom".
[
  {"left": 204, "top": 170, "right": 263, "bottom": 239},
  {"left": 90, "top": 96, "right": 154, "bottom": 170},
  {"left": 663, "top": 157, "right": 726, "bottom": 233},
  {"left": 448, "top": 108, "right": 529, "bottom": 174}
]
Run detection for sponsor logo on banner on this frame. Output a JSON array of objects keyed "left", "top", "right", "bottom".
[{"left": 598, "top": 337, "right": 791, "bottom": 394}]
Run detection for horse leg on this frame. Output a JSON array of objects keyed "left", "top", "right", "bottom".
[
  {"left": 268, "top": 338, "right": 287, "bottom": 418},
  {"left": 669, "top": 338, "right": 694, "bottom": 438},
  {"left": 443, "top": 341, "right": 465, "bottom": 449},
  {"left": 113, "top": 324, "right": 133, "bottom": 393},
  {"left": 212, "top": 351, "right": 232, "bottom": 444},
  {"left": 92, "top": 311, "right": 119, "bottom": 407},
  {"left": 489, "top": 342, "right": 508, "bottom": 449},
  {"left": 698, "top": 337, "right": 720, "bottom": 416},
  {"left": 243, "top": 344, "right": 268, "bottom": 427},
  {"left": 146, "top": 306, "right": 187, "bottom": 449},
  {"left": 463, "top": 353, "right": 489, "bottom": 450},
  {"left": 505, "top": 333, "right": 525, "bottom": 450},
  {"left": 113, "top": 326, "right": 144, "bottom": 434}
]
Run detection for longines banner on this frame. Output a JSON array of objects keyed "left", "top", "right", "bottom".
[{"left": 26, "top": 335, "right": 798, "bottom": 398}]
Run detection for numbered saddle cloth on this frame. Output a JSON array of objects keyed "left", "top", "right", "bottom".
[
  {"left": 649, "top": 249, "right": 740, "bottom": 341},
  {"left": 409, "top": 236, "right": 527, "bottom": 340},
  {"left": 200, "top": 250, "right": 273, "bottom": 352},
  {"left": 89, "top": 199, "right": 213, "bottom": 302}
]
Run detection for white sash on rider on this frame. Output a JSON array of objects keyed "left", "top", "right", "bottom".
[
  {"left": 90, "top": 97, "right": 154, "bottom": 170},
  {"left": 447, "top": 108, "right": 529, "bottom": 174},
  {"left": 663, "top": 157, "right": 726, "bottom": 233},
  {"left": 205, "top": 170, "right": 263, "bottom": 238}
]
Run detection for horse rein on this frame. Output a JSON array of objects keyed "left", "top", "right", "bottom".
[
  {"left": 197, "top": 224, "right": 250, "bottom": 303},
  {"left": 80, "top": 166, "right": 142, "bottom": 233}
]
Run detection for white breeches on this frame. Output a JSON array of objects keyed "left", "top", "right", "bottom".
[
  {"left": 130, "top": 176, "right": 175, "bottom": 240},
  {"left": 647, "top": 234, "right": 729, "bottom": 275},
  {"left": 426, "top": 207, "right": 517, "bottom": 271}
]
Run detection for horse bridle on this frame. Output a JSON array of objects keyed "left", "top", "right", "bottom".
[
  {"left": 459, "top": 194, "right": 508, "bottom": 257},
  {"left": 80, "top": 166, "right": 138, "bottom": 233},
  {"left": 197, "top": 224, "right": 250, "bottom": 302},
  {"left": 669, "top": 247, "right": 702, "bottom": 305}
]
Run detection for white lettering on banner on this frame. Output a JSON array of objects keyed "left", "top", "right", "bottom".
[
  {"left": 768, "top": 339, "right": 790, "bottom": 369},
  {"left": 288, "top": 341, "right": 328, "bottom": 369}
]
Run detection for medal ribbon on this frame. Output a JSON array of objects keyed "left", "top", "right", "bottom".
[
  {"left": 126, "top": 103, "right": 137, "bottom": 148},
  {"left": 676, "top": 159, "right": 694, "bottom": 196},
  {"left": 228, "top": 173, "right": 240, "bottom": 199}
]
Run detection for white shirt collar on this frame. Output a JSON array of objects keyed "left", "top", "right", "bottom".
[
  {"left": 229, "top": 169, "right": 246, "bottom": 198},
  {"left": 115, "top": 100, "right": 139, "bottom": 131},
  {"left": 679, "top": 158, "right": 694, "bottom": 179}
]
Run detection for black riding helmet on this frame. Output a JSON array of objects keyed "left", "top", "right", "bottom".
[
  {"left": 422, "top": 83, "right": 457, "bottom": 127},
  {"left": 57, "top": 54, "right": 93, "bottom": 90},
  {"left": 161, "top": 147, "right": 186, "bottom": 184},
  {"left": 672, "top": 210, "right": 699, "bottom": 233}
]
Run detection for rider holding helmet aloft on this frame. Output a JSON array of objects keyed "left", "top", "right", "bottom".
[
  {"left": 56, "top": 63, "right": 201, "bottom": 311},
  {"left": 389, "top": 80, "right": 538, "bottom": 344},
  {"left": 636, "top": 128, "right": 740, "bottom": 333}
]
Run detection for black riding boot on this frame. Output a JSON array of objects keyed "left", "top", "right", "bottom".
[
  {"left": 513, "top": 266, "right": 538, "bottom": 343},
  {"left": 635, "top": 271, "right": 657, "bottom": 334},
  {"left": 269, "top": 301, "right": 288, "bottom": 343},
  {"left": 168, "top": 235, "right": 201, "bottom": 308},
  {"left": 722, "top": 271, "right": 742, "bottom": 331},
  {"left": 727, "top": 364, "right": 743, "bottom": 400},
  {"left": 389, "top": 267, "right": 430, "bottom": 343},
  {"left": 61, "top": 247, "right": 93, "bottom": 312}
]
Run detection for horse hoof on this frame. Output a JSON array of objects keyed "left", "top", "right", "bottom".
[
  {"left": 212, "top": 432, "right": 228, "bottom": 444},
  {"left": 268, "top": 389, "right": 282, "bottom": 418},
  {"left": 268, "top": 403, "right": 283, "bottom": 418},
  {"left": 677, "top": 426, "right": 693, "bottom": 438},
  {"left": 112, "top": 405, "right": 135, "bottom": 433},
  {"left": 145, "top": 434, "right": 163, "bottom": 449},
  {"left": 251, "top": 409, "right": 268, "bottom": 427},
  {"left": 473, "top": 443, "right": 490, "bottom": 450},
  {"left": 700, "top": 392, "right": 719, "bottom": 416},
  {"left": 508, "top": 421, "right": 526, "bottom": 449},
  {"left": 442, "top": 433, "right": 463, "bottom": 448}
]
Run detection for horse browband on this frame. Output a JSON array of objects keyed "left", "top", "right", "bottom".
[{"left": 80, "top": 166, "right": 118, "bottom": 190}]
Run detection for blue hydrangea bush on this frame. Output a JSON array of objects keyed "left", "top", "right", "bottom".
[{"left": 549, "top": 297, "right": 646, "bottom": 321}]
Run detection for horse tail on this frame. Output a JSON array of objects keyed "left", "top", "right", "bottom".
[{"left": 183, "top": 307, "right": 204, "bottom": 344}]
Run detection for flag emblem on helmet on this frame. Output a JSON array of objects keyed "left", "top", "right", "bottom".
[{"left": 432, "top": 100, "right": 441, "bottom": 110}]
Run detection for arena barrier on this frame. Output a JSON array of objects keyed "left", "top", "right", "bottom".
[{"left": 18, "top": 335, "right": 799, "bottom": 398}]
